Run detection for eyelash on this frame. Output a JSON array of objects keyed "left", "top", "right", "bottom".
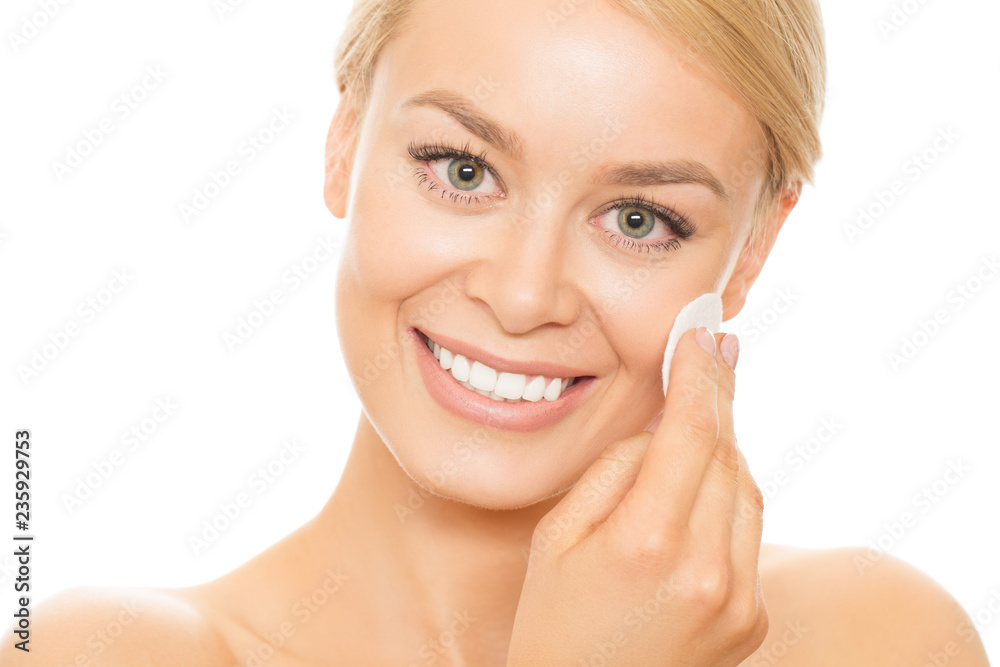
[
  {"left": 406, "top": 140, "right": 696, "bottom": 254},
  {"left": 596, "top": 192, "right": 695, "bottom": 254},
  {"left": 408, "top": 140, "right": 499, "bottom": 206}
]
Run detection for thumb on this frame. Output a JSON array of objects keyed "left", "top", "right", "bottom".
[{"left": 531, "top": 431, "right": 653, "bottom": 557}]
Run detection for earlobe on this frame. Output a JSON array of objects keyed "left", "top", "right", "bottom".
[
  {"left": 720, "top": 182, "right": 801, "bottom": 321},
  {"left": 323, "top": 95, "right": 358, "bottom": 220}
]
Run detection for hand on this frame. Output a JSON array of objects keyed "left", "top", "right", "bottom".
[{"left": 507, "top": 329, "right": 767, "bottom": 666}]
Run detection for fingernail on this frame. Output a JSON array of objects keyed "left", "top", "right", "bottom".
[
  {"left": 695, "top": 326, "right": 716, "bottom": 357},
  {"left": 720, "top": 333, "right": 740, "bottom": 370},
  {"left": 644, "top": 412, "right": 663, "bottom": 433}
]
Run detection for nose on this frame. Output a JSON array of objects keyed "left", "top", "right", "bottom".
[{"left": 463, "top": 208, "right": 582, "bottom": 335}]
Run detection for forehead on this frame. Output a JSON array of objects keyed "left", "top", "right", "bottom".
[{"left": 372, "top": 0, "right": 767, "bottom": 208}]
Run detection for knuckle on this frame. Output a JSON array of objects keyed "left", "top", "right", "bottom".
[
  {"left": 681, "top": 407, "right": 719, "bottom": 443},
  {"left": 735, "top": 449, "right": 765, "bottom": 513},
  {"left": 730, "top": 491, "right": 761, "bottom": 532},
  {"left": 622, "top": 530, "right": 672, "bottom": 571},
  {"left": 743, "top": 474, "right": 765, "bottom": 514},
  {"left": 678, "top": 365, "right": 716, "bottom": 400},
  {"left": 719, "top": 590, "right": 768, "bottom": 656},
  {"left": 688, "top": 563, "right": 730, "bottom": 610},
  {"left": 727, "top": 588, "right": 764, "bottom": 638},
  {"left": 712, "top": 435, "right": 740, "bottom": 475}
]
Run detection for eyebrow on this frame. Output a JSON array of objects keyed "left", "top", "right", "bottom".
[
  {"left": 401, "top": 88, "right": 525, "bottom": 161},
  {"left": 401, "top": 88, "right": 729, "bottom": 203},
  {"left": 593, "top": 159, "right": 729, "bottom": 203}
]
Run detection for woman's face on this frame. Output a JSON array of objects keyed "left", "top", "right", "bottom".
[{"left": 329, "top": 0, "right": 786, "bottom": 509}]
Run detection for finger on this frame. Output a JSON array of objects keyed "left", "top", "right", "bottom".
[
  {"left": 613, "top": 327, "right": 720, "bottom": 533},
  {"left": 687, "top": 331, "right": 740, "bottom": 551},
  {"left": 730, "top": 447, "right": 765, "bottom": 588},
  {"left": 533, "top": 431, "right": 653, "bottom": 554}
]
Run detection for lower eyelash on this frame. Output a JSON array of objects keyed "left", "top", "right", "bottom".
[
  {"left": 603, "top": 230, "right": 682, "bottom": 253},
  {"left": 413, "top": 167, "right": 492, "bottom": 206}
]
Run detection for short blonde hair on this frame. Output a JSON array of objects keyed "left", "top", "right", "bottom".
[{"left": 333, "top": 0, "right": 826, "bottom": 242}]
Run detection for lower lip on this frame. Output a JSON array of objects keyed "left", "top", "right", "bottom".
[{"left": 410, "top": 327, "right": 597, "bottom": 433}]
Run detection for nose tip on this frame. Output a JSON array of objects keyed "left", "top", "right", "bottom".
[{"left": 464, "top": 235, "right": 581, "bottom": 334}]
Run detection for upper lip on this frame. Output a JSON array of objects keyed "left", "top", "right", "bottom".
[{"left": 416, "top": 328, "right": 595, "bottom": 379}]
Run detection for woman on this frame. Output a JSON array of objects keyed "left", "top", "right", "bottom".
[{"left": 9, "top": 0, "right": 990, "bottom": 664}]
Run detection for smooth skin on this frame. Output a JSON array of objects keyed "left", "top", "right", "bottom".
[{"left": 5, "top": 0, "right": 989, "bottom": 664}]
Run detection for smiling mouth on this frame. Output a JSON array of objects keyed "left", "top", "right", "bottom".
[{"left": 419, "top": 330, "right": 585, "bottom": 403}]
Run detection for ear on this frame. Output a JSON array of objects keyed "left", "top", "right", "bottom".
[
  {"left": 323, "top": 93, "right": 359, "bottom": 220},
  {"left": 720, "top": 181, "right": 801, "bottom": 321}
]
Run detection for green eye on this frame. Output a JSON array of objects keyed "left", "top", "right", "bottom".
[
  {"left": 447, "top": 159, "right": 484, "bottom": 191},
  {"left": 619, "top": 206, "right": 655, "bottom": 238}
]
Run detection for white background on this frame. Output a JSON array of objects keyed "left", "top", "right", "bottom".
[{"left": 1, "top": 0, "right": 998, "bottom": 661}]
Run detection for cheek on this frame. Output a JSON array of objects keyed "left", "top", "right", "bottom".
[
  {"left": 346, "top": 158, "right": 489, "bottom": 308},
  {"left": 583, "top": 257, "right": 720, "bottom": 381}
]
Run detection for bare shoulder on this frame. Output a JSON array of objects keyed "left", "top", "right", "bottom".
[
  {"left": 752, "top": 543, "right": 990, "bottom": 666},
  {"left": 0, "top": 585, "right": 236, "bottom": 666}
]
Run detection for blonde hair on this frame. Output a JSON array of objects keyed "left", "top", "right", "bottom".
[{"left": 333, "top": 0, "right": 826, "bottom": 245}]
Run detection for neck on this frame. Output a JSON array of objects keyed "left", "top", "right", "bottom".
[{"left": 297, "top": 412, "right": 565, "bottom": 665}]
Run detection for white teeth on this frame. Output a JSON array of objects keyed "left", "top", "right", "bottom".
[
  {"left": 469, "top": 361, "right": 498, "bottom": 392},
  {"left": 450, "top": 354, "right": 471, "bottom": 382},
  {"left": 439, "top": 347, "right": 453, "bottom": 370},
  {"left": 522, "top": 375, "right": 546, "bottom": 402},
  {"left": 425, "top": 332, "right": 578, "bottom": 403},
  {"left": 543, "top": 378, "right": 562, "bottom": 401},
  {"left": 495, "top": 372, "right": 527, "bottom": 400}
]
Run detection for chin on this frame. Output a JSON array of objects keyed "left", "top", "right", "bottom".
[{"left": 386, "top": 431, "right": 578, "bottom": 512}]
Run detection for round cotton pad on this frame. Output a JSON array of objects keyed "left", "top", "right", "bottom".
[{"left": 661, "top": 293, "right": 724, "bottom": 396}]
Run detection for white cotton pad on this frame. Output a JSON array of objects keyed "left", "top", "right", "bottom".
[{"left": 661, "top": 292, "right": 723, "bottom": 396}]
